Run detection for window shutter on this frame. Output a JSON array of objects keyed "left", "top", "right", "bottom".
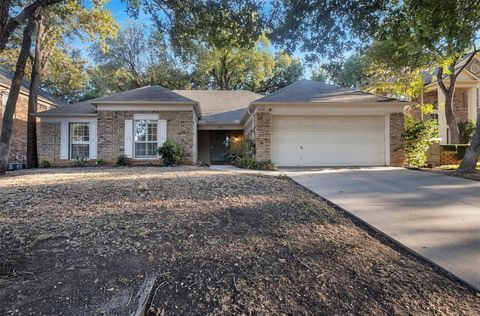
[
  {"left": 158, "top": 119, "right": 167, "bottom": 147},
  {"left": 60, "top": 121, "right": 68, "bottom": 159},
  {"left": 124, "top": 119, "right": 133, "bottom": 158},
  {"left": 89, "top": 121, "right": 97, "bottom": 160}
]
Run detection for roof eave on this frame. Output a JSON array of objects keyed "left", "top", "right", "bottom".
[
  {"left": 93, "top": 100, "right": 202, "bottom": 118},
  {"left": 36, "top": 113, "right": 97, "bottom": 117},
  {"left": 250, "top": 101, "right": 411, "bottom": 107}
]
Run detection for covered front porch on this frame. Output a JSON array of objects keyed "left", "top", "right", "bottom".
[{"left": 197, "top": 128, "right": 244, "bottom": 165}]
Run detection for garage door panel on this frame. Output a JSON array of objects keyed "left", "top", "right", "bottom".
[{"left": 271, "top": 116, "right": 386, "bottom": 166}]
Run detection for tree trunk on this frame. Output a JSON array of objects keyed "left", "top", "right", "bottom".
[
  {"left": 0, "top": 17, "right": 36, "bottom": 174},
  {"left": 444, "top": 89, "right": 460, "bottom": 143},
  {"left": 26, "top": 13, "right": 47, "bottom": 169},
  {"left": 437, "top": 66, "right": 460, "bottom": 143},
  {"left": 0, "top": 0, "right": 62, "bottom": 53},
  {"left": 458, "top": 112, "right": 480, "bottom": 173}
]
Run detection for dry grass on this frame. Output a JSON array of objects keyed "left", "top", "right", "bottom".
[{"left": 0, "top": 167, "right": 479, "bottom": 315}]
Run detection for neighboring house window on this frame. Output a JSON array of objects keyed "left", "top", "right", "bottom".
[
  {"left": 70, "top": 123, "right": 90, "bottom": 159},
  {"left": 134, "top": 120, "right": 157, "bottom": 158}
]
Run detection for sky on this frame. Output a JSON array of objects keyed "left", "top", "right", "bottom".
[{"left": 73, "top": 0, "right": 315, "bottom": 78}]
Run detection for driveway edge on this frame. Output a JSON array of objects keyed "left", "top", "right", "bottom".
[{"left": 288, "top": 176, "right": 480, "bottom": 293}]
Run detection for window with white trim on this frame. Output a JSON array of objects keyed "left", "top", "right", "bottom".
[
  {"left": 134, "top": 120, "right": 158, "bottom": 158},
  {"left": 70, "top": 123, "right": 90, "bottom": 159}
]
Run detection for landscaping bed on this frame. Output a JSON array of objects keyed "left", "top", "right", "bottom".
[
  {"left": 0, "top": 167, "right": 479, "bottom": 315},
  {"left": 420, "top": 163, "right": 480, "bottom": 181}
]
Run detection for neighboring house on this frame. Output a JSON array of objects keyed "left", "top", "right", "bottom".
[
  {"left": 37, "top": 80, "right": 408, "bottom": 167},
  {"left": 0, "top": 66, "right": 61, "bottom": 164},
  {"left": 420, "top": 53, "right": 480, "bottom": 144}
]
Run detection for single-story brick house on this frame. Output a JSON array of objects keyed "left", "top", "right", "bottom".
[{"left": 37, "top": 80, "right": 408, "bottom": 167}]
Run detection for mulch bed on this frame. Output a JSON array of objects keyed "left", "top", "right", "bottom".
[
  {"left": 419, "top": 168, "right": 480, "bottom": 181},
  {"left": 0, "top": 167, "right": 479, "bottom": 315}
]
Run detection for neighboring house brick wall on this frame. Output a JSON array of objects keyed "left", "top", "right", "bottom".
[
  {"left": 0, "top": 92, "right": 55, "bottom": 163},
  {"left": 253, "top": 107, "right": 272, "bottom": 162},
  {"left": 453, "top": 88, "right": 469, "bottom": 122},
  {"left": 390, "top": 113, "right": 405, "bottom": 167},
  {"left": 97, "top": 110, "right": 196, "bottom": 164}
]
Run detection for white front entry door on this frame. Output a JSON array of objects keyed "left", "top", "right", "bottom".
[{"left": 271, "top": 116, "right": 386, "bottom": 166}]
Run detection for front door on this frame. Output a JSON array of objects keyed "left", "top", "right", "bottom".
[{"left": 210, "top": 131, "right": 229, "bottom": 162}]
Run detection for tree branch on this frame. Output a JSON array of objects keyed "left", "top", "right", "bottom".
[{"left": 0, "top": 0, "right": 63, "bottom": 52}]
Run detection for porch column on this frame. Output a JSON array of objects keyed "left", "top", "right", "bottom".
[
  {"left": 437, "top": 88, "right": 447, "bottom": 144},
  {"left": 467, "top": 87, "right": 477, "bottom": 122}
]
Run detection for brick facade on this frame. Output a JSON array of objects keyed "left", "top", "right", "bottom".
[
  {"left": 0, "top": 91, "right": 56, "bottom": 163},
  {"left": 253, "top": 107, "right": 272, "bottom": 162},
  {"left": 390, "top": 113, "right": 405, "bottom": 166},
  {"left": 38, "top": 121, "right": 71, "bottom": 166},
  {"left": 39, "top": 110, "right": 197, "bottom": 166},
  {"left": 97, "top": 110, "right": 196, "bottom": 164}
]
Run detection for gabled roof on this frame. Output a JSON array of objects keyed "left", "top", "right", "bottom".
[
  {"left": 38, "top": 85, "right": 202, "bottom": 117},
  {"left": 94, "top": 85, "right": 197, "bottom": 104},
  {"left": 422, "top": 52, "right": 480, "bottom": 86},
  {"left": 0, "top": 66, "right": 64, "bottom": 106},
  {"left": 173, "top": 90, "right": 263, "bottom": 124},
  {"left": 253, "top": 80, "right": 402, "bottom": 104}
]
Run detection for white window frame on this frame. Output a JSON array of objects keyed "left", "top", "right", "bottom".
[
  {"left": 69, "top": 122, "right": 90, "bottom": 159},
  {"left": 133, "top": 119, "right": 158, "bottom": 159}
]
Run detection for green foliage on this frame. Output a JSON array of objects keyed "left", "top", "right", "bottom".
[
  {"left": 95, "top": 159, "right": 106, "bottom": 166},
  {"left": 157, "top": 139, "right": 183, "bottom": 166},
  {"left": 116, "top": 155, "right": 129, "bottom": 166},
  {"left": 40, "top": 160, "right": 51, "bottom": 168},
  {"left": 403, "top": 114, "right": 439, "bottom": 167},
  {"left": 458, "top": 120, "right": 476, "bottom": 144},
  {"left": 125, "top": 0, "right": 265, "bottom": 53},
  {"left": 232, "top": 138, "right": 277, "bottom": 171},
  {"left": 323, "top": 54, "right": 368, "bottom": 88},
  {"left": 269, "top": 0, "right": 390, "bottom": 60},
  {"left": 191, "top": 35, "right": 302, "bottom": 92},
  {"left": 310, "top": 64, "right": 328, "bottom": 83},
  {"left": 73, "top": 156, "right": 88, "bottom": 167}
]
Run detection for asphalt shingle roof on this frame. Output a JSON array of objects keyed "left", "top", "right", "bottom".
[
  {"left": 0, "top": 66, "right": 64, "bottom": 106},
  {"left": 36, "top": 100, "right": 97, "bottom": 116},
  {"left": 254, "top": 80, "right": 402, "bottom": 103},
  {"left": 38, "top": 85, "right": 200, "bottom": 117},
  {"left": 95, "top": 85, "right": 196, "bottom": 103},
  {"left": 173, "top": 90, "right": 263, "bottom": 123}
]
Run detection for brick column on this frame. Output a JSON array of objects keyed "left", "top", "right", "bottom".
[
  {"left": 390, "top": 113, "right": 405, "bottom": 166},
  {"left": 254, "top": 107, "right": 272, "bottom": 162}
]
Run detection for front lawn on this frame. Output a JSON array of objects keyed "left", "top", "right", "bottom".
[{"left": 0, "top": 167, "right": 478, "bottom": 315}]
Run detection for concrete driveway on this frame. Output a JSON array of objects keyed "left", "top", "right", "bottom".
[{"left": 284, "top": 167, "right": 480, "bottom": 290}]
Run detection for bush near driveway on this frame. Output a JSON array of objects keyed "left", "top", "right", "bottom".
[{"left": 0, "top": 167, "right": 478, "bottom": 315}]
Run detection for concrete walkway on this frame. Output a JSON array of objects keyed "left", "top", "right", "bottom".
[{"left": 283, "top": 167, "right": 480, "bottom": 290}]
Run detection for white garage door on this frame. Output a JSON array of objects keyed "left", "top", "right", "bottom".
[{"left": 271, "top": 116, "right": 386, "bottom": 166}]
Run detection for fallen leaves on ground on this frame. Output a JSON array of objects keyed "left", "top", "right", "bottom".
[{"left": 0, "top": 167, "right": 478, "bottom": 315}]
